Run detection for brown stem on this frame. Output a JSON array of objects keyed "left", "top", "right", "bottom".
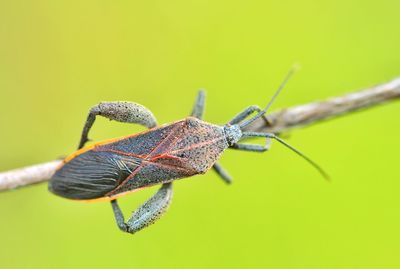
[
  {"left": 1, "top": 78, "right": 400, "bottom": 192},
  {"left": 0, "top": 160, "right": 62, "bottom": 191},
  {"left": 245, "top": 78, "right": 400, "bottom": 133}
]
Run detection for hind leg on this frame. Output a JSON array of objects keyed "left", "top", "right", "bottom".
[
  {"left": 78, "top": 101, "right": 157, "bottom": 149},
  {"left": 90, "top": 103, "right": 171, "bottom": 234},
  {"left": 111, "top": 183, "right": 173, "bottom": 234}
]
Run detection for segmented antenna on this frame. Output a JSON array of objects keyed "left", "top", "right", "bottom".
[
  {"left": 271, "top": 135, "right": 330, "bottom": 180},
  {"left": 242, "top": 131, "right": 330, "bottom": 180},
  {"left": 238, "top": 65, "right": 330, "bottom": 180},
  {"left": 240, "top": 65, "right": 299, "bottom": 128}
]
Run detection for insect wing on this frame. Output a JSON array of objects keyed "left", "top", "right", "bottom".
[{"left": 49, "top": 150, "right": 141, "bottom": 199}]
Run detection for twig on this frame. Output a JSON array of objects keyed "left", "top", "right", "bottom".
[
  {"left": 245, "top": 78, "right": 400, "bottom": 133},
  {"left": 0, "top": 160, "right": 62, "bottom": 191},
  {"left": 1, "top": 78, "right": 400, "bottom": 192}
]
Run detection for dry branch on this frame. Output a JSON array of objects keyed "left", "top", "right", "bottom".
[
  {"left": 245, "top": 78, "right": 400, "bottom": 133},
  {"left": 1, "top": 78, "right": 400, "bottom": 192},
  {"left": 0, "top": 160, "right": 62, "bottom": 191}
]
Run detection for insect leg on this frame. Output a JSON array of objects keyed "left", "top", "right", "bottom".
[
  {"left": 110, "top": 183, "right": 173, "bottom": 234},
  {"left": 230, "top": 138, "right": 272, "bottom": 152},
  {"left": 212, "top": 163, "right": 233, "bottom": 184},
  {"left": 77, "top": 102, "right": 157, "bottom": 149},
  {"left": 228, "top": 105, "right": 270, "bottom": 125},
  {"left": 190, "top": 90, "right": 206, "bottom": 119}
]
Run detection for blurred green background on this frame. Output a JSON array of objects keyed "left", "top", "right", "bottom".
[{"left": 1, "top": 1, "right": 400, "bottom": 269}]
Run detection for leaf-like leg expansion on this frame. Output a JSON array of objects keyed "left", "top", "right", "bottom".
[
  {"left": 78, "top": 102, "right": 157, "bottom": 149},
  {"left": 212, "top": 163, "right": 233, "bottom": 184},
  {"left": 190, "top": 90, "right": 206, "bottom": 119},
  {"left": 111, "top": 183, "right": 173, "bottom": 234}
]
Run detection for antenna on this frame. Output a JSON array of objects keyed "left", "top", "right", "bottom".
[
  {"left": 240, "top": 65, "right": 299, "bottom": 129},
  {"left": 272, "top": 135, "right": 330, "bottom": 180},
  {"left": 242, "top": 131, "right": 330, "bottom": 180}
]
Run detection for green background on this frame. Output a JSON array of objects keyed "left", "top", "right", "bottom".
[{"left": 1, "top": 1, "right": 399, "bottom": 269}]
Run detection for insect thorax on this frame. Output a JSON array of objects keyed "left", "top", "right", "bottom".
[{"left": 223, "top": 124, "right": 242, "bottom": 146}]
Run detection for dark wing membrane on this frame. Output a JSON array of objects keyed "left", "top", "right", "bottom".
[
  {"left": 49, "top": 150, "right": 141, "bottom": 199},
  {"left": 106, "top": 161, "right": 194, "bottom": 196}
]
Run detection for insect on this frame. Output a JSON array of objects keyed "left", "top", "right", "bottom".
[{"left": 49, "top": 70, "right": 328, "bottom": 234}]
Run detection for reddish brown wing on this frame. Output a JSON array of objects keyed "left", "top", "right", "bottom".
[
  {"left": 49, "top": 122, "right": 180, "bottom": 200},
  {"left": 106, "top": 117, "right": 228, "bottom": 197},
  {"left": 50, "top": 118, "right": 228, "bottom": 200}
]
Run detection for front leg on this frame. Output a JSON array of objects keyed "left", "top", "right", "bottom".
[
  {"left": 111, "top": 183, "right": 173, "bottom": 234},
  {"left": 228, "top": 105, "right": 270, "bottom": 126},
  {"left": 230, "top": 138, "right": 272, "bottom": 152},
  {"left": 78, "top": 101, "right": 157, "bottom": 149}
]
